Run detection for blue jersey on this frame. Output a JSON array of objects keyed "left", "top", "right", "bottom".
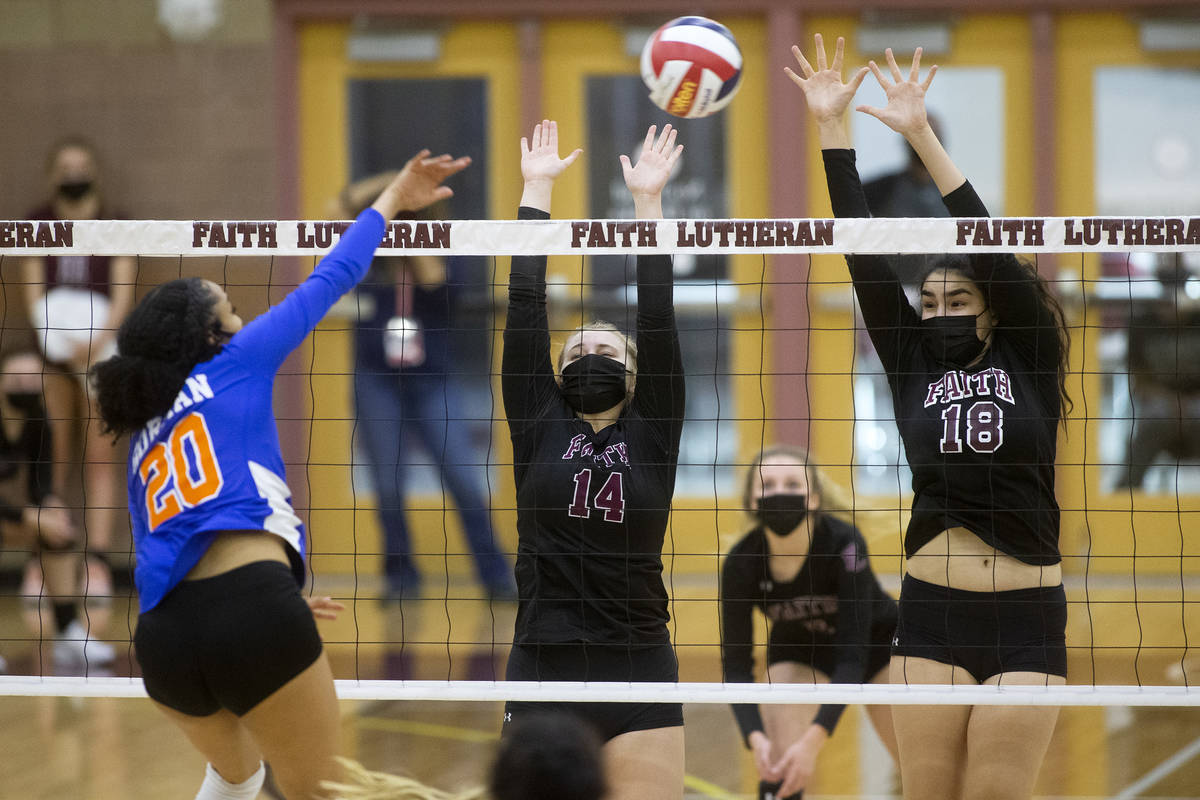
[{"left": 127, "top": 209, "right": 386, "bottom": 613}]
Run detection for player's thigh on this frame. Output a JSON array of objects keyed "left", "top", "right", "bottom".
[
  {"left": 761, "top": 661, "right": 828, "bottom": 757},
  {"left": 865, "top": 662, "right": 899, "bottom": 762},
  {"left": 239, "top": 652, "right": 342, "bottom": 800},
  {"left": 962, "top": 672, "right": 1064, "bottom": 800},
  {"left": 604, "top": 724, "right": 685, "bottom": 800},
  {"left": 890, "top": 656, "right": 974, "bottom": 800},
  {"left": 152, "top": 700, "right": 262, "bottom": 784}
]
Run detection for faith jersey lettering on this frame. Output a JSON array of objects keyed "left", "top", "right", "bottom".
[
  {"left": 824, "top": 149, "right": 1062, "bottom": 565},
  {"left": 503, "top": 206, "right": 685, "bottom": 646}
]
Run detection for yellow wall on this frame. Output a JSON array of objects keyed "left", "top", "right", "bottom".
[
  {"left": 1054, "top": 15, "right": 1200, "bottom": 656},
  {"left": 294, "top": 13, "right": 1200, "bottom": 604},
  {"left": 297, "top": 21, "right": 523, "bottom": 580}
]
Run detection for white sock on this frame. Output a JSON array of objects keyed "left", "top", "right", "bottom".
[{"left": 194, "top": 761, "right": 265, "bottom": 800}]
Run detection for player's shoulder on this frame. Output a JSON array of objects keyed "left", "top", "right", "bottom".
[
  {"left": 725, "top": 527, "right": 766, "bottom": 559},
  {"left": 820, "top": 515, "right": 868, "bottom": 549}
]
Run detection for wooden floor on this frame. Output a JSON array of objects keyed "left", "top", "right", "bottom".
[{"left": 0, "top": 576, "right": 1198, "bottom": 799}]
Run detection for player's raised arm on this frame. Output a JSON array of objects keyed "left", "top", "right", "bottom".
[
  {"left": 503, "top": 120, "right": 583, "bottom": 434},
  {"left": 519, "top": 119, "right": 582, "bottom": 214},
  {"left": 372, "top": 149, "right": 472, "bottom": 219},
  {"left": 854, "top": 47, "right": 964, "bottom": 195},
  {"left": 785, "top": 33, "right": 868, "bottom": 151}
]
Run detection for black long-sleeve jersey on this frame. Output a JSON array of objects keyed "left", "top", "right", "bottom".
[
  {"left": 502, "top": 206, "right": 685, "bottom": 646},
  {"left": 720, "top": 516, "right": 897, "bottom": 740},
  {"left": 823, "top": 149, "right": 1062, "bottom": 565}
]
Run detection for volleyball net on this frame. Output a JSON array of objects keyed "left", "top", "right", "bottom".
[{"left": 1, "top": 214, "right": 1198, "bottom": 709}]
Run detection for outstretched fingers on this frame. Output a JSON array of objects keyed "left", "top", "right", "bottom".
[
  {"left": 847, "top": 65, "right": 870, "bottom": 92},
  {"left": 921, "top": 62, "right": 939, "bottom": 92},
  {"left": 831, "top": 34, "right": 846, "bottom": 73},
  {"left": 909, "top": 47, "right": 923, "bottom": 82},
  {"left": 884, "top": 47, "right": 904, "bottom": 82},
  {"left": 654, "top": 124, "right": 678, "bottom": 155},
  {"left": 641, "top": 125, "right": 658, "bottom": 157},
  {"left": 814, "top": 32, "right": 828, "bottom": 71},
  {"left": 790, "top": 44, "right": 814, "bottom": 79},
  {"left": 867, "top": 58, "right": 890, "bottom": 90}
]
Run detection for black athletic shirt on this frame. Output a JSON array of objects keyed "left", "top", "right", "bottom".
[
  {"left": 823, "top": 149, "right": 1062, "bottom": 565},
  {"left": 720, "top": 515, "right": 898, "bottom": 739},
  {"left": 502, "top": 206, "right": 685, "bottom": 647}
]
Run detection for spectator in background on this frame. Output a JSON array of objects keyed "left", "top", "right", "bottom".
[
  {"left": 339, "top": 174, "right": 515, "bottom": 604},
  {"left": 0, "top": 351, "right": 112, "bottom": 673},
  {"left": 862, "top": 113, "right": 949, "bottom": 288},
  {"left": 1118, "top": 260, "right": 1200, "bottom": 490},
  {"left": 20, "top": 137, "right": 136, "bottom": 639}
]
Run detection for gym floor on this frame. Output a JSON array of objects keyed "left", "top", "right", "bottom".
[{"left": 0, "top": 575, "right": 1196, "bottom": 799}]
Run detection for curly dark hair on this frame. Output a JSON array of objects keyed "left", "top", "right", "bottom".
[
  {"left": 920, "top": 255, "right": 1072, "bottom": 423},
  {"left": 489, "top": 713, "right": 606, "bottom": 800},
  {"left": 90, "top": 277, "right": 225, "bottom": 437}
]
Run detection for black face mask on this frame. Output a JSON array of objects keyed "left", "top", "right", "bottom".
[
  {"left": 756, "top": 493, "right": 809, "bottom": 537},
  {"left": 57, "top": 180, "right": 94, "bottom": 201},
  {"left": 920, "top": 314, "right": 987, "bottom": 367},
  {"left": 560, "top": 354, "right": 629, "bottom": 414},
  {"left": 5, "top": 392, "right": 44, "bottom": 417}
]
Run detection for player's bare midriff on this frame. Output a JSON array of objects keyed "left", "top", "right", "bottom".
[
  {"left": 906, "top": 527, "right": 1062, "bottom": 592},
  {"left": 183, "top": 530, "right": 291, "bottom": 581}
]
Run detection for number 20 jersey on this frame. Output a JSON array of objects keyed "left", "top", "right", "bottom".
[{"left": 126, "top": 209, "right": 386, "bottom": 613}]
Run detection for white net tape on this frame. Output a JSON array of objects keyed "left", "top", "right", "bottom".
[
  {"left": 2, "top": 677, "right": 1200, "bottom": 705},
  {"left": 3, "top": 215, "right": 1199, "bottom": 256}
]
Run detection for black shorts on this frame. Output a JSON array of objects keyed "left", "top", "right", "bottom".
[
  {"left": 892, "top": 574, "right": 1067, "bottom": 683},
  {"left": 503, "top": 642, "right": 684, "bottom": 742},
  {"left": 767, "top": 610, "right": 897, "bottom": 681},
  {"left": 134, "top": 561, "right": 323, "bottom": 717}
]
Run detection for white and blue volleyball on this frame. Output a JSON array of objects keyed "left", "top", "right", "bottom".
[{"left": 640, "top": 16, "right": 743, "bottom": 119}]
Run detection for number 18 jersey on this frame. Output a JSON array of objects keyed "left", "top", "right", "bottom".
[{"left": 823, "top": 149, "right": 1062, "bottom": 566}]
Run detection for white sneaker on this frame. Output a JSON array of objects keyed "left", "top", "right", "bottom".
[{"left": 54, "top": 620, "right": 116, "bottom": 671}]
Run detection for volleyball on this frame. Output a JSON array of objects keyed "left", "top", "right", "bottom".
[{"left": 640, "top": 16, "right": 743, "bottom": 119}]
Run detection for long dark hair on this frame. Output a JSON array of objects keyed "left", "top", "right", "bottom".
[
  {"left": 91, "top": 278, "right": 224, "bottom": 437},
  {"left": 920, "top": 255, "right": 1073, "bottom": 422}
]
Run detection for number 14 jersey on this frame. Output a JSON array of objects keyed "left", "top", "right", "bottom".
[{"left": 503, "top": 207, "right": 685, "bottom": 647}]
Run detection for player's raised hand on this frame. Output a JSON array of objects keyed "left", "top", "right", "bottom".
[
  {"left": 786, "top": 34, "right": 869, "bottom": 133},
  {"left": 856, "top": 47, "right": 937, "bottom": 137},
  {"left": 374, "top": 149, "right": 473, "bottom": 218},
  {"left": 621, "top": 124, "right": 683, "bottom": 198},
  {"left": 521, "top": 120, "right": 583, "bottom": 184},
  {"left": 620, "top": 124, "right": 683, "bottom": 219},
  {"left": 519, "top": 120, "right": 581, "bottom": 213}
]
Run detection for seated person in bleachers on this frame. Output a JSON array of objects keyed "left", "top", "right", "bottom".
[{"left": 0, "top": 351, "right": 112, "bottom": 673}]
